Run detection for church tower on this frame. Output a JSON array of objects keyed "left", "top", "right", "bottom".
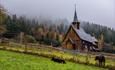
[{"left": 72, "top": 4, "right": 80, "bottom": 29}]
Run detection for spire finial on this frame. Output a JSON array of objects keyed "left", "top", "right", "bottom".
[
  {"left": 73, "top": 4, "right": 78, "bottom": 22},
  {"left": 75, "top": 4, "right": 76, "bottom": 10}
]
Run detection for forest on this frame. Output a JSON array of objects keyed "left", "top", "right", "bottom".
[{"left": 0, "top": 4, "right": 115, "bottom": 48}]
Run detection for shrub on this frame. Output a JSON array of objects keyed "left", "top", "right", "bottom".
[
  {"left": 25, "top": 35, "right": 36, "bottom": 43},
  {"left": 102, "top": 47, "right": 115, "bottom": 54}
]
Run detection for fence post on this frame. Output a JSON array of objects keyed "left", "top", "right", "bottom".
[{"left": 24, "top": 43, "right": 27, "bottom": 53}]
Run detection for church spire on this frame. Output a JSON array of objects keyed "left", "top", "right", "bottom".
[
  {"left": 73, "top": 4, "right": 78, "bottom": 22},
  {"left": 72, "top": 4, "right": 80, "bottom": 29}
]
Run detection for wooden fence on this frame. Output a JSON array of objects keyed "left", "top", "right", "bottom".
[{"left": 0, "top": 42, "right": 115, "bottom": 69}]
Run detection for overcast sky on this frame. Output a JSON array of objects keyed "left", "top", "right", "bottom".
[{"left": 1, "top": 0, "right": 115, "bottom": 29}]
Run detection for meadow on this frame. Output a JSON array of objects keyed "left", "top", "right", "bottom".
[
  {"left": 0, "top": 42, "right": 115, "bottom": 70},
  {"left": 0, "top": 50, "right": 107, "bottom": 70}
]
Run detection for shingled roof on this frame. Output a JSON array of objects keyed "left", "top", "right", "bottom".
[{"left": 71, "top": 24, "right": 97, "bottom": 44}]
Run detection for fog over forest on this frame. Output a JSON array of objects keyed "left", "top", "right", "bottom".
[{"left": 1, "top": 0, "right": 115, "bottom": 29}]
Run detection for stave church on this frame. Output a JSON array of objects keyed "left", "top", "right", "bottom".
[{"left": 62, "top": 6, "right": 99, "bottom": 52}]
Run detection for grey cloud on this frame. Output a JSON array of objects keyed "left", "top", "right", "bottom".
[{"left": 1, "top": 0, "right": 115, "bottom": 29}]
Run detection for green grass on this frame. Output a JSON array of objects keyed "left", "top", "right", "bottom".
[
  {"left": 0, "top": 50, "right": 107, "bottom": 70},
  {"left": 0, "top": 43, "right": 115, "bottom": 67}
]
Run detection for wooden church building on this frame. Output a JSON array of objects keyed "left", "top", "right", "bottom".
[{"left": 62, "top": 6, "right": 98, "bottom": 52}]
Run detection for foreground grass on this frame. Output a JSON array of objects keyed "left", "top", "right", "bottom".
[{"left": 0, "top": 50, "right": 107, "bottom": 70}]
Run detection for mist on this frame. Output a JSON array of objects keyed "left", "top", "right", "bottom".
[{"left": 1, "top": 0, "right": 115, "bottom": 29}]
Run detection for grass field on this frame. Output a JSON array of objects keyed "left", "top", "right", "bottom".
[
  {"left": 0, "top": 50, "right": 108, "bottom": 70},
  {"left": 0, "top": 43, "right": 115, "bottom": 68}
]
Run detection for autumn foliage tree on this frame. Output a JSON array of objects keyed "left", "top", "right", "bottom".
[{"left": 0, "top": 4, "right": 7, "bottom": 37}]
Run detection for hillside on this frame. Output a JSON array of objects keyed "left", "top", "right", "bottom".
[
  {"left": 0, "top": 50, "right": 107, "bottom": 70},
  {"left": 1, "top": 4, "right": 115, "bottom": 52}
]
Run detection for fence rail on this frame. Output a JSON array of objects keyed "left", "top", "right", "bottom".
[{"left": 0, "top": 42, "right": 115, "bottom": 69}]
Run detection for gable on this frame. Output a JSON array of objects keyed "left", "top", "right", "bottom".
[{"left": 62, "top": 25, "right": 81, "bottom": 43}]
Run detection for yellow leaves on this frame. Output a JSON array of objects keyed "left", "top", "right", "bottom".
[
  {"left": 0, "top": 26, "right": 6, "bottom": 34},
  {"left": 0, "top": 5, "right": 7, "bottom": 35},
  {"left": 0, "top": 5, "right": 7, "bottom": 25}
]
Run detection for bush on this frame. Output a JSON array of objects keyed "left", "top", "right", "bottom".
[
  {"left": 102, "top": 47, "right": 115, "bottom": 54},
  {"left": 25, "top": 35, "right": 36, "bottom": 43},
  {"left": 51, "top": 40, "right": 61, "bottom": 47},
  {"left": 42, "top": 38, "right": 50, "bottom": 45}
]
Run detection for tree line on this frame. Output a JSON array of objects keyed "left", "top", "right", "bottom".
[
  {"left": 0, "top": 5, "right": 68, "bottom": 46},
  {"left": 0, "top": 4, "right": 115, "bottom": 47},
  {"left": 80, "top": 22, "right": 115, "bottom": 46}
]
